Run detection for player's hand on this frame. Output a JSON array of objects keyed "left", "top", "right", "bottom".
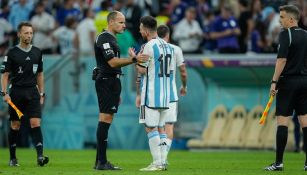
[
  {"left": 135, "top": 95, "right": 141, "bottom": 108},
  {"left": 3, "top": 94, "right": 11, "bottom": 103},
  {"left": 180, "top": 86, "right": 187, "bottom": 96},
  {"left": 270, "top": 83, "right": 277, "bottom": 96},
  {"left": 136, "top": 54, "right": 149, "bottom": 63},
  {"left": 128, "top": 47, "right": 136, "bottom": 58}
]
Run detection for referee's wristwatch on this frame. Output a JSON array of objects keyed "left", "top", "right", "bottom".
[
  {"left": 1, "top": 91, "right": 7, "bottom": 96},
  {"left": 132, "top": 57, "right": 137, "bottom": 63},
  {"left": 271, "top": 80, "right": 278, "bottom": 84},
  {"left": 40, "top": 92, "right": 45, "bottom": 97}
]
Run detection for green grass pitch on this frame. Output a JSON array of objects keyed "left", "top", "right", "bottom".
[{"left": 0, "top": 149, "right": 306, "bottom": 175}]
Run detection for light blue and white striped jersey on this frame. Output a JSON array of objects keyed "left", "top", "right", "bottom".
[
  {"left": 52, "top": 26, "right": 77, "bottom": 55},
  {"left": 169, "top": 43, "right": 185, "bottom": 102},
  {"left": 140, "top": 37, "right": 174, "bottom": 108}
]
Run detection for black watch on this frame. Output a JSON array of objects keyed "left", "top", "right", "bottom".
[
  {"left": 1, "top": 91, "right": 7, "bottom": 96},
  {"left": 132, "top": 57, "right": 137, "bottom": 63},
  {"left": 271, "top": 80, "right": 278, "bottom": 84}
]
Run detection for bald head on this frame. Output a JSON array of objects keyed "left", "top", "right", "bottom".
[
  {"left": 107, "top": 11, "right": 126, "bottom": 34},
  {"left": 107, "top": 11, "right": 124, "bottom": 23}
]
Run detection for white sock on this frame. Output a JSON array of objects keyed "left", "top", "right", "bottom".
[
  {"left": 160, "top": 134, "right": 167, "bottom": 165},
  {"left": 148, "top": 130, "right": 161, "bottom": 165},
  {"left": 165, "top": 138, "right": 172, "bottom": 159}
]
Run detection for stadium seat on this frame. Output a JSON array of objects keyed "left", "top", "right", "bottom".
[
  {"left": 222, "top": 105, "right": 247, "bottom": 148},
  {"left": 187, "top": 105, "right": 228, "bottom": 148},
  {"left": 241, "top": 105, "right": 264, "bottom": 149}
]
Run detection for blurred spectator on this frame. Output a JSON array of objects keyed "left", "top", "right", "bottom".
[
  {"left": 261, "top": 6, "right": 280, "bottom": 52},
  {"left": 8, "top": 0, "right": 33, "bottom": 31},
  {"left": 251, "top": 20, "right": 273, "bottom": 53},
  {"left": 120, "top": 0, "right": 142, "bottom": 45},
  {"left": 91, "top": 0, "right": 105, "bottom": 10},
  {"left": 202, "top": 11, "right": 216, "bottom": 52},
  {"left": 94, "top": 0, "right": 111, "bottom": 33},
  {"left": 135, "top": 0, "right": 160, "bottom": 16},
  {"left": 76, "top": 8, "right": 96, "bottom": 56},
  {"left": 169, "top": 0, "right": 188, "bottom": 25},
  {"left": 0, "top": 17, "right": 12, "bottom": 56},
  {"left": 238, "top": 0, "right": 253, "bottom": 53},
  {"left": 52, "top": 16, "right": 79, "bottom": 55},
  {"left": 292, "top": 0, "right": 307, "bottom": 30},
  {"left": 156, "top": 5, "right": 170, "bottom": 26},
  {"left": 210, "top": 5, "right": 241, "bottom": 53},
  {"left": 173, "top": 7, "right": 203, "bottom": 53},
  {"left": 0, "top": 0, "right": 10, "bottom": 20},
  {"left": 195, "top": 0, "right": 210, "bottom": 28},
  {"left": 250, "top": 0, "right": 262, "bottom": 21},
  {"left": 56, "top": 0, "right": 81, "bottom": 26},
  {"left": 31, "top": 1, "right": 56, "bottom": 54}
]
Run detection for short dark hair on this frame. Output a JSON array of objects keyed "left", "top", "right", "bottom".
[
  {"left": 64, "top": 16, "right": 76, "bottom": 28},
  {"left": 140, "top": 16, "right": 157, "bottom": 32},
  {"left": 107, "top": 11, "right": 119, "bottom": 23},
  {"left": 279, "top": 5, "right": 300, "bottom": 21},
  {"left": 17, "top": 22, "right": 32, "bottom": 32},
  {"left": 157, "top": 25, "right": 169, "bottom": 38}
]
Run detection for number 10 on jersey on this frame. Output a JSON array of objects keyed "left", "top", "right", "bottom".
[{"left": 158, "top": 54, "right": 172, "bottom": 77}]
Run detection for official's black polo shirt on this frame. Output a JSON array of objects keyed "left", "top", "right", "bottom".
[
  {"left": 1, "top": 45, "right": 43, "bottom": 87},
  {"left": 277, "top": 27, "right": 307, "bottom": 76},
  {"left": 94, "top": 31, "right": 121, "bottom": 75}
]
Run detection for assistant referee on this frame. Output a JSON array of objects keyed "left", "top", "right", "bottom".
[
  {"left": 264, "top": 5, "right": 307, "bottom": 171},
  {"left": 1, "top": 22, "right": 48, "bottom": 167}
]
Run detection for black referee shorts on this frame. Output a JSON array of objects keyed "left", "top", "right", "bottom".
[
  {"left": 9, "top": 86, "right": 42, "bottom": 121},
  {"left": 95, "top": 77, "right": 121, "bottom": 114},
  {"left": 276, "top": 76, "right": 307, "bottom": 116}
]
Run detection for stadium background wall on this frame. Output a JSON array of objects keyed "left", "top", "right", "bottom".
[{"left": 0, "top": 54, "right": 275, "bottom": 149}]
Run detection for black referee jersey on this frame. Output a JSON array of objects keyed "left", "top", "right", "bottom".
[
  {"left": 277, "top": 26, "right": 307, "bottom": 76},
  {"left": 1, "top": 45, "right": 43, "bottom": 87},
  {"left": 94, "top": 31, "right": 121, "bottom": 75}
]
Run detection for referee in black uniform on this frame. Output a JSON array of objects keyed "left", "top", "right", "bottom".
[
  {"left": 265, "top": 5, "right": 307, "bottom": 171},
  {"left": 1, "top": 22, "right": 48, "bottom": 167},
  {"left": 93, "top": 11, "right": 147, "bottom": 170}
]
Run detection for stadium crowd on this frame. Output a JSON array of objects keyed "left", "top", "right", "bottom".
[{"left": 0, "top": 0, "right": 306, "bottom": 56}]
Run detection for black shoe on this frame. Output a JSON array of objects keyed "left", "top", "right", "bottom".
[
  {"left": 95, "top": 161, "right": 122, "bottom": 170},
  {"left": 264, "top": 163, "right": 283, "bottom": 171},
  {"left": 93, "top": 159, "right": 97, "bottom": 169},
  {"left": 37, "top": 156, "right": 49, "bottom": 167},
  {"left": 304, "top": 164, "right": 307, "bottom": 171},
  {"left": 9, "top": 158, "right": 20, "bottom": 167}
]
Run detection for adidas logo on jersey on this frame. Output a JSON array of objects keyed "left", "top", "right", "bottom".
[{"left": 26, "top": 56, "right": 31, "bottom": 60}]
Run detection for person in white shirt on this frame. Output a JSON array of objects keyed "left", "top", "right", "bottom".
[
  {"left": 157, "top": 24, "right": 187, "bottom": 168},
  {"left": 76, "top": 8, "right": 96, "bottom": 56},
  {"left": 172, "top": 7, "right": 203, "bottom": 53},
  {"left": 31, "top": 1, "right": 55, "bottom": 54},
  {"left": 136, "top": 16, "right": 174, "bottom": 172},
  {"left": 0, "top": 18, "right": 12, "bottom": 56},
  {"left": 52, "top": 16, "right": 79, "bottom": 55}
]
